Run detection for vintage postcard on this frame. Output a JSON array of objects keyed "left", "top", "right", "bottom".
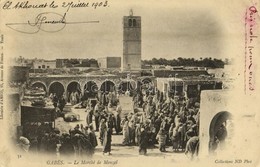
[{"left": 0, "top": 0, "right": 259, "bottom": 167}]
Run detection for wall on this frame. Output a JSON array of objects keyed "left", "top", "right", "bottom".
[
  {"left": 98, "top": 57, "right": 121, "bottom": 69},
  {"left": 9, "top": 66, "right": 30, "bottom": 83},
  {"left": 107, "top": 57, "right": 121, "bottom": 68},
  {"left": 199, "top": 89, "right": 260, "bottom": 165},
  {"left": 7, "top": 90, "right": 22, "bottom": 142},
  {"left": 153, "top": 69, "right": 209, "bottom": 78},
  {"left": 56, "top": 59, "right": 65, "bottom": 68},
  {"left": 199, "top": 90, "right": 230, "bottom": 157},
  {"left": 97, "top": 57, "right": 107, "bottom": 68},
  {"left": 33, "top": 60, "right": 56, "bottom": 69}
]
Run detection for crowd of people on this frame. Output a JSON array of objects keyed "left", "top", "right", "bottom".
[
  {"left": 19, "top": 122, "right": 98, "bottom": 157},
  {"left": 17, "top": 84, "right": 211, "bottom": 160},
  {"left": 124, "top": 88, "right": 200, "bottom": 156},
  {"left": 76, "top": 86, "right": 201, "bottom": 157}
]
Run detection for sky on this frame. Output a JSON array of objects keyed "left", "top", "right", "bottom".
[{"left": 2, "top": 0, "right": 246, "bottom": 60}]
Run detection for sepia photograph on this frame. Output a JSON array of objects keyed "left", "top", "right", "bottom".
[{"left": 0, "top": 0, "right": 259, "bottom": 167}]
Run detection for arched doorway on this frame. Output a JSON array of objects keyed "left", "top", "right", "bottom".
[
  {"left": 83, "top": 81, "right": 98, "bottom": 99},
  {"left": 141, "top": 78, "right": 154, "bottom": 94},
  {"left": 49, "top": 82, "right": 65, "bottom": 98},
  {"left": 31, "top": 82, "right": 47, "bottom": 92},
  {"left": 208, "top": 111, "right": 233, "bottom": 154},
  {"left": 67, "top": 81, "right": 81, "bottom": 104},
  {"left": 141, "top": 77, "right": 152, "bottom": 85},
  {"left": 100, "top": 80, "right": 115, "bottom": 93}
]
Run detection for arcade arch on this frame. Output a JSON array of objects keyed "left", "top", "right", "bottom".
[
  {"left": 83, "top": 81, "right": 98, "bottom": 99},
  {"left": 140, "top": 77, "right": 154, "bottom": 93},
  {"left": 49, "top": 82, "right": 65, "bottom": 98},
  {"left": 100, "top": 80, "right": 116, "bottom": 93},
  {"left": 67, "top": 81, "right": 81, "bottom": 104},
  {"left": 31, "top": 82, "right": 47, "bottom": 92}
]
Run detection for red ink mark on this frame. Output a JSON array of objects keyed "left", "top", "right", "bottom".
[
  {"left": 244, "top": 9, "right": 247, "bottom": 94},
  {"left": 244, "top": 5, "right": 258, "bottom": 94}
]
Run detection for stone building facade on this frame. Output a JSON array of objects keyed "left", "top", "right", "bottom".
[{"left": 98, "top": 57, "right": 121, "bottom": 69}]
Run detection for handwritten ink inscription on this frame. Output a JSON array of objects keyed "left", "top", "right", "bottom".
[
  {"left": 2, "top": 0, "right": 109, "bottom": 33},
  {"left": 6, "top": 12, "right": 66, "bottom": 34},
  {"left": 245, "top": 6, "right": 258, "bottom": 94},
  {"left": 2, "top": 1, "right": 109, "bottom": 11}
]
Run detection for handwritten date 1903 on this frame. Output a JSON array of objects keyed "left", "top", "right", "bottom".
[{"left": 62, "top": 1, "right": 109, "bottom": 12}]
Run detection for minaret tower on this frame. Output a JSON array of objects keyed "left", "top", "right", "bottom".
[{"left": 122, "top": 9, "right": 141, "bottom": 71}]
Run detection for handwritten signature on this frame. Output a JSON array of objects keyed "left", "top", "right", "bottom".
[{"left": 6, "top": 12, "right": 99, "bottom": 34}]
